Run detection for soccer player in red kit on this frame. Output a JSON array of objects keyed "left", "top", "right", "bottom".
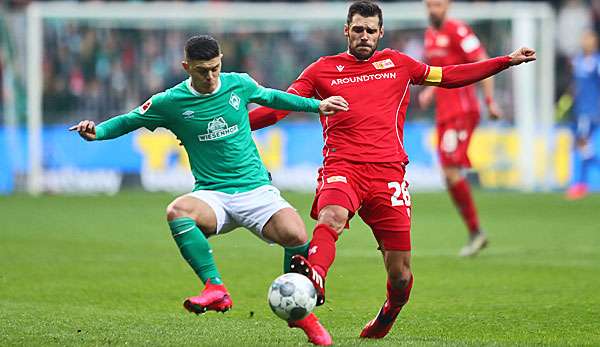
[
  {"left": 419, "top": 0, "right": 502, "bottom": 257},
  {"left": 250, "top": 1, "right": 535, "bottom": 343}
]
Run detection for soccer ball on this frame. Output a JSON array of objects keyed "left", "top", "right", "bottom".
[{"left": 267, "top": 273, "right": 317, "bottom": 321}]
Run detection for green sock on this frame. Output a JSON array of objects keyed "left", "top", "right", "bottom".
[
  {"left": 283, "top": 242, "right": 309, "bottom": 273},
  {"left": 168, "top": 217, "right": 223, "bottom": 285}
]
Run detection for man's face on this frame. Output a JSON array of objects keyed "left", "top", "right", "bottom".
[
  {"left": 581, "top": 31, "right": 598, "bottom": 55},
  {"left": 345, "top": 14, "right": 383, "bottom": 61},
  {"left": 425, "top": 0, "right": 449, "bottom": 29},
  {"left": 182, "top": 54, "right": 222, "bottom": 93}
]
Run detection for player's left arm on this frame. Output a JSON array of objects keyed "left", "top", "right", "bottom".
[
  {"left": 414, "top": 47, "right": 536, "bottom": 89},
  {"left": 241, "top": 74, "right": 348, "bottom": 116}
]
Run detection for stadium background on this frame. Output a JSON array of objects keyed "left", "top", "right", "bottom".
[{"left": 1, "top": 0, "right": 599, "bottom": 195}]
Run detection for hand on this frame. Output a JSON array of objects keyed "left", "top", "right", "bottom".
[
  {"left": 486, "top": 99, "right": 503, "bottom": 120},
  {"left": 69, "top": 120, "right": 97, "bottom": 141},
  {"left": 508, "top": 47, "right": 536, "bottom": 66},
  {"left": 319, "top": 96, "right": 349, "bottom": 116},
  {"left": 418, "top": 86, "right": 435, "bottom": 109}
]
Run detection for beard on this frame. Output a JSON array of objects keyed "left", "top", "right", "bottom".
[
  {"left": 430, "top": 15, "right": 443, "bottom": 29},
  {"left": 350, "top": 41, "right": 379, "bottom": 60}
]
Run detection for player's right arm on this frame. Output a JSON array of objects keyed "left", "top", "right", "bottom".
[
  {"left": 70, "top": 93, "right": 168, "bottom": 141},
  {"left": 248, "top": 61, "right": 320, "bottom": 131}
]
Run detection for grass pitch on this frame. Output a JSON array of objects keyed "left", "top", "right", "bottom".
[{"left": 1, "top": 191, "right": 599, "bottom": 346}]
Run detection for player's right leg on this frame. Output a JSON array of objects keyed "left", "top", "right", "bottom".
[
  {"left": 166, "top": 194, "right": 232, "bottom": 314},
  {"left": 290, "top": 202, "right": 350, "bottom": 306}
]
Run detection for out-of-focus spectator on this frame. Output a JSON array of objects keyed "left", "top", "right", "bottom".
[{"left": 557, "top": 0, "right": 593, "bottom": 57}]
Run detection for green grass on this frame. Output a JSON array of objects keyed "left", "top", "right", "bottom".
[{"left": 1, "top": 191, "right": 599, "bottom": 346}]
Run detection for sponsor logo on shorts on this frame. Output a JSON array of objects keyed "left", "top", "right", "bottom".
[
  {"left": 326, "top": 175, "right": 347, "bottom": 183},
  {"left": 198, "top": 116, "right": 239, "bottom": 141}
]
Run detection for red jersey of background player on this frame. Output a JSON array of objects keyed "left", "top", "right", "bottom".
[
  {"left": 424, "top": 19, "right": 487, "bottom": 122},
  {"left": 268, "top": 48, "right": 434, "bottom": 165}
]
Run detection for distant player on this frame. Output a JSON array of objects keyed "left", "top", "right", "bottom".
[
  {"left": 419, "top": 0, "right": 501, "bottom": 256},
  {"left": 249, "top": 1, "right": 535, "bottom": 342},
  {"left": 565, "top": 30, "right": 600, "bottom": 200},
  {"left": 70, "top": 35, "right": 348, "bottom": 346}
]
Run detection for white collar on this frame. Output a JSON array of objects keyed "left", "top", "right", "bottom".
[{"left": 187, "top": 77, "right": 221, "bottom": 96}]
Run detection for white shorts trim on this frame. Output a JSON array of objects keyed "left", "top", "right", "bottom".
[{"left": 185, "top": 185, "right": 292, "bottom": 243}]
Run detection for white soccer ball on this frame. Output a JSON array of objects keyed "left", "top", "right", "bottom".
[{"left": 267, "top": 273, "right": 317, "bottom": 321}]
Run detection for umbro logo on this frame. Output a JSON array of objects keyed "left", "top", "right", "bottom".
[
  {"left": 182, "top": 110, "right": 195, "bottom": 119},
  {"left": 336, "top": 65, "right": 345, "bottom": 72}
]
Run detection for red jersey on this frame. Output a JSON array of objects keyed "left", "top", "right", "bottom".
[
  {"left": 424, "top": 19, "right": 487, "bottom": 121},
  {"left": 284, "top": 48, "right": 432, "bottom": 164}
]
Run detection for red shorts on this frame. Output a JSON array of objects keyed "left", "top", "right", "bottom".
[
  {"left": 436, "top": 114, "right": 479, "bottom": 168},
  {"left": 310, "top": 158, "right": 412, "bottom": 251}
]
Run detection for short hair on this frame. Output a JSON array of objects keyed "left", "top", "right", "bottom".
[
  {"left": 185, "top": 35, "right": 220, "bottom": 61},
  {"left": 347, "top": 1, "right": 383, "bottom": 28}
]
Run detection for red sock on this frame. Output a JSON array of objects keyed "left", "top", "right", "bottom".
[
  {"left": 448, "top": 178, "right": 480, "bottom": 235},
  {"left": 387, "top": 275, "right": 413, "bottom": 308},
  {"left": 307, "top": 224, "right": 339, "bottom": 278}
]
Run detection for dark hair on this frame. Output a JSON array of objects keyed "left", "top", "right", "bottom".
[
  {"left": 185, "top": 35, "right": 220, "bottom": 61},
  {"left": 347, "top": 1, "right": 383, "bottom": 28}
]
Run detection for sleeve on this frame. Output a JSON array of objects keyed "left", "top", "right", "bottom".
[
  {"left": 95, "top": 92, "right": 168, "bottom": 140},
  {"left": 453, "top": 23, "right": 486, "bottom": 62},
  {"left": 247, "top": 62, "right": 320, "bottom": 130},
  {"left": 423, "top": 56, "right": 511, "bottom": 89},
  {"left": 394, "top": 52, "right": 431, "bottom": 85}
]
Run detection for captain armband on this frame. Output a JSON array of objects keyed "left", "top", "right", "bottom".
[{"left": 423, "top": 66, "right": 442, "bottom": 86}]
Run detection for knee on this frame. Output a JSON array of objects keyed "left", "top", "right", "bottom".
[
  {"left": 166, "top": 199, "right": 189, "bottom": 222},
  {"left": 278, "top": 228, "right": 308, "bottom": 247},
  {"left": 387, "top": 259, "right": 412, "bottom": 290},
  {"left": 389, "top": 270, "right": 412, "bottom": 290},
  {"left": 317, "top": 207, "right": 347, "bottom": 233},
  {"left": 444, "top": 167, "right": 463, "bottom": 186}
]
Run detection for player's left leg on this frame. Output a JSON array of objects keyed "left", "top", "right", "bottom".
[
  {"left": 360, "top": 250, "right": 413, "bottom": 339},
  {"left": 261, "top": 207, "right": 310, "bottom": 273},
  {"left": 358, "top": 162, "right": 413, "bottom": 339}
]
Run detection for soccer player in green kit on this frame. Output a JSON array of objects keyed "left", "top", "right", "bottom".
[{"left": 70, "top": 35, "right": 348, "bottom": 345}]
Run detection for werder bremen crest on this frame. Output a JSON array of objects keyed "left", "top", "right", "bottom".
[
  {"left": 198, "top": 116, "right": 239, "bottom": 141},
  {"left": 229, "top": 92, "right": 241, "bottom": 110}
]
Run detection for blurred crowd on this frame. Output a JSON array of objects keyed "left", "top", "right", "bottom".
[{"left": 1, "top": 0, "right": 599, "bottom": 124}]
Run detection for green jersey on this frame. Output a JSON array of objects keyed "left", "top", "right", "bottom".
[{"left": 95, "top": 72, "right": 320, "bottom": 193}]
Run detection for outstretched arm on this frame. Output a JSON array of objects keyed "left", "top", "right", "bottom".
[
  {"left": 250, "top": 87, "right": 347, "bottom": 116},
  {"left": 425, "top": 47, "right": 536, "bottom": 89},
  {"left": 69, "top": 114, "right": 146, "bottom": 141},
  {"left": 69, "top": 93, "right": 167, "bottom": 140},
  {"left": 249, "top": 107, "right": 290, "bottom": 131}
]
